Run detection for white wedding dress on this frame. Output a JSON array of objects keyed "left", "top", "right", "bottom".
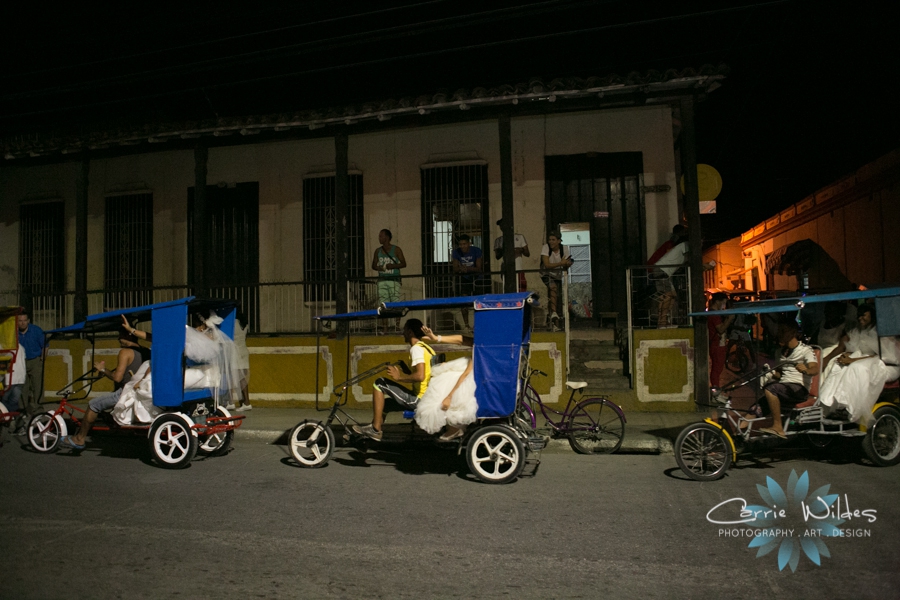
[
  {"left": 415, "top": 358, "right": 478, "bottom": 434},
  {"left": 818, "top": 329, "right": 900, "bottom": 425}
]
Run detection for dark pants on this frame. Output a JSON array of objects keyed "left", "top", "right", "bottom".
[
  {"left": 23, "top": 358, "right": 44, "bottom": 417},
  {"left": 373, "top": 378, "right": 419, "bottom": 411}
]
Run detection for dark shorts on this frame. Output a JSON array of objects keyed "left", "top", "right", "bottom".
[
  {"left": 760, "top": 382, "right": 809, "bottom": 414},
  {"left": 374, "top": 378, "right": 419, "bottom": 411}
]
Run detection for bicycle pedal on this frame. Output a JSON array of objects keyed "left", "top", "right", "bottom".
[{"left": 527, "top": 436, "right": 548, "bottom": 451}]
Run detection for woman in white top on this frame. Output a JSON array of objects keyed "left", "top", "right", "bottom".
[
  {"left": 540, "top": 231, "right": 573, "bottom": 332},
  {"left": 819, "top": 303, "right": 900, "bottom": 425},
  {"left": 231, "top": 311, "right": 252, "bottom": 411}
]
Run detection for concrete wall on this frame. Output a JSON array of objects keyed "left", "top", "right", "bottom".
[{"left": 0, "top": 106, "right": 676, "bottom": 294}]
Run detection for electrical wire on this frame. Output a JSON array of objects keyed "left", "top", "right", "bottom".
[
  {"left": 1, "top": 1, "right": 788, "bottom": 122},
  {"left": 2, "top": 0, "right": 599, "bottom": 99}
]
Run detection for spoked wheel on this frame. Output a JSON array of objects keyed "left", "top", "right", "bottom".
[
  {"left": 466, "top": 425, "right": 525, "bottom": 484},
  {"left": 567, "top": 398, "right": 625, "bottom": 454},
  {"left": 197, "top": 409, "right": 234, "bottom": 457},
  {"left": 28, "top": 412, "right": 63, "bottom": 453},
  {"left": 862, "top": 405, "right": 900, "bottom": 467},
  {"left": 675, "top": 422, "right": 733, "bottom": 481},
  {"left": 288, "top": 420, "right": 334, "bottom": 468},
  {"left": 149, "top": 414, "right": 198, "bottom": 469}
]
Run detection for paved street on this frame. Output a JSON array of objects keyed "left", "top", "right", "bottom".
[{"left": 2, "top": 434, "right": 898, "bottom": 599}]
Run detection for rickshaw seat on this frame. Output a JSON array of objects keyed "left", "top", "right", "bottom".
[
  {"left": 566, "top": 381, "right": 588, "bottom": 390},
  {"left": 184, "top": 388, "right": 215, "bottom": 402}
]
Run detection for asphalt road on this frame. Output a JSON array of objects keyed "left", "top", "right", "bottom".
[{"left": 1, "top": 435, "right": 898, "bottom": 599}]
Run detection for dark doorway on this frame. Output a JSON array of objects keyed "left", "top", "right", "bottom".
[
  {"left": 188, "top": 182, "right": 260, "bottom": 329},
  {"left": 545, "top": 153, "right": 644, "bottom": 318}
]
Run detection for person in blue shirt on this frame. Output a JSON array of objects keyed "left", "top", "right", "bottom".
[
  {"left": 451, "top": 235, "right": 489, "bottom": 329},
  {"left": 17, "top": 310, "right": 46, "bottom": 425}
]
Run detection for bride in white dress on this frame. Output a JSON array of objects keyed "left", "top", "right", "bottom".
[
  {"left": 414, "top": 326, "right": 478, "bottom": 441},
  {"left": 819, "top": 303, "right": 900, "bottom": 425}
]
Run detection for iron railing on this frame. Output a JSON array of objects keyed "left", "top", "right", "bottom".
[{"left": 3, "top": 270, "right": 576, "bottom": 335}]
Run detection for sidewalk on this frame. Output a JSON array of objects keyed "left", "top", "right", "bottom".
[{"left": 232, "top": 407, "right": 703, "bottom": 454}]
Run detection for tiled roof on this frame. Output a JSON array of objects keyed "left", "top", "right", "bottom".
[{"left": 2, "top": 65, "right": 726, "bottom": 161}]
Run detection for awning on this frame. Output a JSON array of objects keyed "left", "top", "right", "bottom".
[{"left": 765, "top": 239, "right": 854, "bottom": 290}]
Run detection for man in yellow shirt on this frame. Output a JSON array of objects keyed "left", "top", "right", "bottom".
[{"left": 353, "top": 318, "right": 434, "bottom": 441}]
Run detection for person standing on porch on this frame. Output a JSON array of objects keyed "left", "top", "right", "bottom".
[
  {"left": 16, "top": 310, "right": 46, "bottom": 422},
  {"left": 372, "top": 229, "right": 407, "bottom": 332},
  {"left": 540, "top": 231, "right": 573, "bottom": 332},
  {"left": 493, "top": 218, "right": 530, "bottom": 292}
]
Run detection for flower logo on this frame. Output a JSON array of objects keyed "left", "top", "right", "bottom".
[{"left": 744, "top": 470, "right": 844, "bottom": 572}]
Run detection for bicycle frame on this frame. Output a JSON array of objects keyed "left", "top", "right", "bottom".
[{"left": 519, "top": 368, "right": 625, "bottom": 433}]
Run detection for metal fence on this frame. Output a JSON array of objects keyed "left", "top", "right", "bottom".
[
  {"left": 626, "top": 265, "right": 692, "bottom": 329},
  {"left": 3, "top": 269, "right": 572, "bottom": 335}
]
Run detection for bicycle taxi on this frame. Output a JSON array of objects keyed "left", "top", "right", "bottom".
[
  {"left": 675, "top": 287, "right": 900, "bottom": 480},
  {"left": 0, "top": 306, "right": 24, "bottom": 444},
  {"left": 27, "top": 297, "right": 245, "bottom": 468},
  {"left": 288, "top": 292, "right": 548, "bottom": 484}
]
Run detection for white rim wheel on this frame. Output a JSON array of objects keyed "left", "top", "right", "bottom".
[
  {"left": 150, "top": 415, "right": 197, "bottom": 469},
  {"left": 466, "top": 425, "right": 525, "bottom": 484},
  {"left": 28, "top": 413, "right": 61, "bottom": 453},
  {"left": 198, "top": 409, "right": 233, "bottom": 457},
  {"left": 289, "top": 420, "right": 334, "bottom": 468}
]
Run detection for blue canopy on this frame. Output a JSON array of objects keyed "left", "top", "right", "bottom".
[
  {"left": 316, "top": 292, "right": 535, "bottom": 321},
  {"left": 691, "top": 286, "right": 900, "bottom": 318},
  {"left": 48, "top": 297, "right": 238, "bottom": 335}
]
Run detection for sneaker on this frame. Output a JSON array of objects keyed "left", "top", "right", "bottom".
[
  {"left": 352, "top": 423, "right": 383, "bottom": 441},
  {"left": 13, "top": 426, "right": 26, "bottom": 437},
  {"left": 225, "top": 403, "right": 237, "bottom": 410},
  {"left": 236, "top": 404, "right": 252, "bottom": 412}
]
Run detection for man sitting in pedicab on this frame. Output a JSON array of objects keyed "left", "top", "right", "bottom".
[
  {"left": 757, "top": 323, "right": 819, "bottom": 438},
  {"left": 353, "top": 319, "right": 435, "bottom": 442},
  {"left": 60, "top": 317, "right": 151, "bottom": 450}
]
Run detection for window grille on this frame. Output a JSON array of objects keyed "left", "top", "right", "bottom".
[
  {"left": 19, "top": 201, "right": 65, "bottom": 295},
  {"left": 303, "top": 174, "right": 364, "bottom": 302},
  {"left": 104, "top": 193, "right": 153, "bottom": 308},
  {"left": 420, "top": 164, "right": 490, "bottom": 298},
  {"left": 188, "top": 182, "right": 260, "bottom": 329}
]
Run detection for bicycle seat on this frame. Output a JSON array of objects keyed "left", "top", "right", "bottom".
[{"left": 566, "top": 381, "right": 588, "bottom": 390}]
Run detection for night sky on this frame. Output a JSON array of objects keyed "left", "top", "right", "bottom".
[{"left": 3, "top": 1, "right": 898, "bottom": 247}]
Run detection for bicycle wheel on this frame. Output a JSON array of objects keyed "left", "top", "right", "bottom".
[
  {"left": 567, "top": 398, "right": 625, "bottom": 454},
  {"left": 675, "top": 422, "right": 732, "bottom": 481},
  {"left": 862, "top": 405, "right": 900, "bottom": 467},
  {"left": 288, "top": 420, "right": 334, "bottom": 468},
  {"left": 197, "top": 408, "right": 234, "bottom": 457}
]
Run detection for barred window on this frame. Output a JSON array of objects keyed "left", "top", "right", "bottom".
[
  {"left": 19, "top": 201, "right": 65, "bottom": 294},
  {"left": 105, "top": 193, "right": 153, "bottom": 292},
  {"left": 420, "top": 163, "right": 490, "bottom": 297},
  {"left": 188, "top": 182, "right": 260, "bottom": 328},
  {"left": 303, "top": 174, "right": 364, "bottom": 300}
]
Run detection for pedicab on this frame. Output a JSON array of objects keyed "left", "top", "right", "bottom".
[
  {"left": 675, "top": 286, "right": 900, "bottom": 481},
  {"left": 27, "top": 297, "right": 245, "bottom": 468},
  {"left": 0, "top": 306, "right": 24, "bottom": 444},
  {"left": 288, "top": 292, "right": 548, "bottom": 484}
]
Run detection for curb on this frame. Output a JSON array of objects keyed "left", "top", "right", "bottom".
[{"left": 235, "top": 427, "right": 676, "bottom": 455}]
